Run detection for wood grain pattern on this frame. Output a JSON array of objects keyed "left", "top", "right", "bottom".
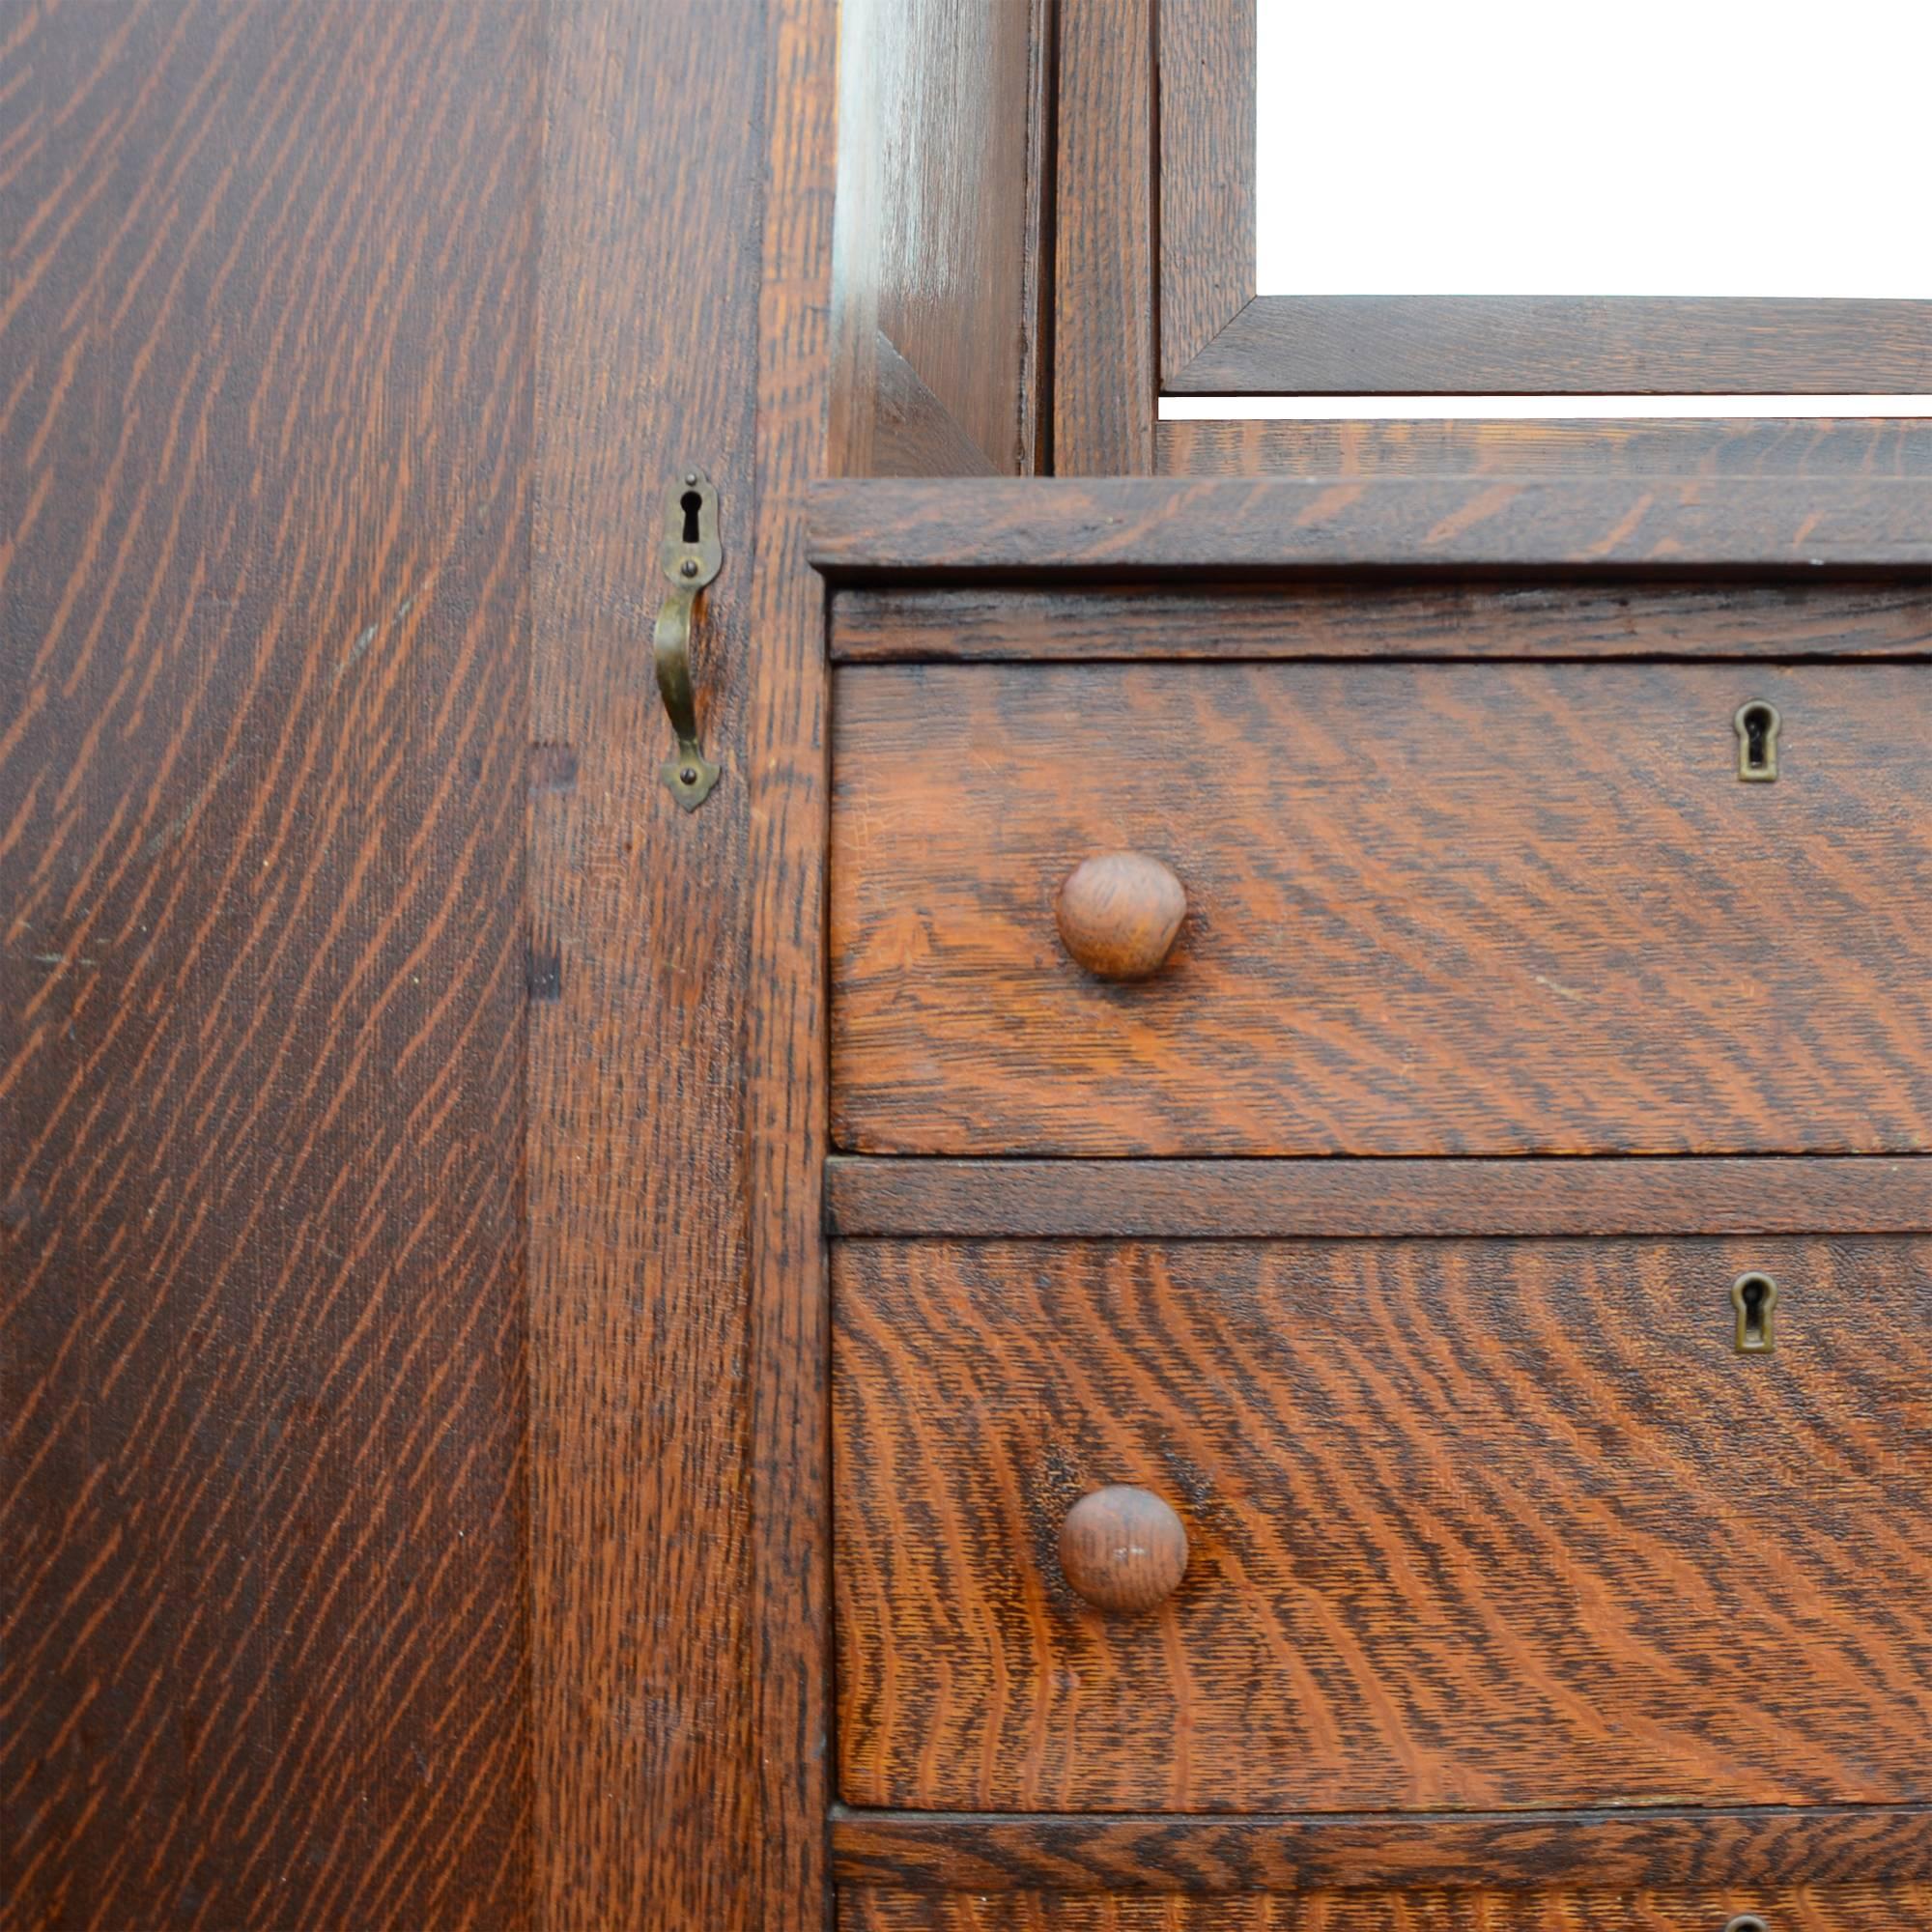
[
  {"left": 744, "top": 0, "right": 838, "bottom": 1909},
  {"left": 830, "top": 0, "right": 1049, "bottom": 474},
  {"left": 823, "top": 1158, "right": 1932, "bottom": 1239},
  {"left": 828, "top": 583, "right": 1932, "bottom": 664},
  {"left": 1053, "top": 0, "right": 1156, "bottom": 472},
  {"left": 832, "top": 1803, "right": 1932, "bottom": 1891},
  {"left": 1155, "top": 0, "right": 1251, "bottom": 381},
  {"left": 839, "top": 1883, "right": 1932, "bottom": 1930},
  {"left": 1156, "top": 418, "right": 1932, "bottom": 480},
  {"left": 1173, "top": 297, "right": 1932, "bottom": 397},
  {"left": 7, "top": 0, "right": 835, "bottom": 1921},
  {"left": 862, "top": 333, "right": 1003, "bottom": 478},
  {"left": 834, "top": 1237, "right": 1932, "bottom": 1812},
  {"left": 0, "top": 3, "right": 538, "bottom": 1925},
  {"left": 833, "top": 661, "right": 1932, "bottom": 1155},
  {"left": 526, "top": 0, "right": 759, "bottom": 1917},
  {"left": 806, "top": 478, "right": 1932, "bottom": 577},
  {"left": 526, "top": 0, "right": 834, "bottom": 1918}
]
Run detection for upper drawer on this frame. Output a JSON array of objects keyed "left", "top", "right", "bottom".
[{"left": 832, "top": 660, "right": 1932, "bottom": 1155}]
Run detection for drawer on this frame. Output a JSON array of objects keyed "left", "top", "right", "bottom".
[
  {"left": 833, "top": 1235, "right": 1932, "bottom": 1812},
  {"left": 831, "top": 661, "right": 1932, "bottom": 1155}
]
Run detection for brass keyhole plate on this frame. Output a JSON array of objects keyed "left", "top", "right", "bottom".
[
  {"left": 1731, "top": 1272, "right": 1779, "bottom": 1354},
  {"left": 1735, "top": 700, "right": 1781, "bottom": 781}
]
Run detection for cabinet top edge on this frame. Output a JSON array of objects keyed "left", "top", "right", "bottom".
[{"left": 806, "top": 477, "right": 1932, "bottom": 581}]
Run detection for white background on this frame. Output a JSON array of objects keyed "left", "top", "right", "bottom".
[{"left": 1255, "top": 0, "right": 1932, "bottom": 299}]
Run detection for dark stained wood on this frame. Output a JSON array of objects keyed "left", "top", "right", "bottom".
[
  {"left": 1052, "top": 0, "right": 1156, "bottom": 472},
  {"left": 1157, "top": 417, "right": 1932, "bottom": 479},
  {"left": 527, "top": 0, "right": 755, "bottom": 1917},
  {"left": 824, "top": 1157, "right": 1932, "bottom": 1239},
  {"left": 839, "top": 1881, "right": 1932, "bottom": 1929},
  {"left": 829, "top": 582, "right": 1932, "bottom": 663},
  {"left": 833, "top": 1802, "right": 1932, "bottom": 1891},
  {"left": 526, "top": 0, "right": 832, "bottom": 1924},
  {"left": 743, "top": 0, "right": 838, "bottom": 1911},
  {"left": 835, "top": 1237, "right": 1932, "bottom": 1812},
  {"left": 833, "top": 661, "right": 1932, "bottom": 1156},
  {"left": 864, "top": 334, "right": 1003, "bottom": 478},
  {"left": 0, "top": 3, "right": 538, "bottom": 1925},
  {"left": 1156, "top": 0, "right": 1252, "bottom": 382},
  {"left": 1054, "top": 852, "right": 1188, "bottom": 981},
  {"left": 1174, "top": 297, "right": 1932, "bottom": 397},
  {"left": 807, "top": 478, "right": 1932, "bottom": 577},
  {"left": 830, "top": 0, "right": 1050, "bottom": 474}
]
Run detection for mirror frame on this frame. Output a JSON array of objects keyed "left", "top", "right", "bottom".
[{"left": 1159, "top": 0, "right": 1932, "bottom": 396}]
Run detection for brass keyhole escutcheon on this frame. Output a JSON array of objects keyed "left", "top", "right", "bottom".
[
  {"left": 1735, "top": 700, "right": 1780, "bottom": 781},
  {"left": 1731, "top": 1272, "right": 1778, "bottom": 1354},
  {"left": 1722, "top": 1916, "right": 1771, "bottom": 1932}
]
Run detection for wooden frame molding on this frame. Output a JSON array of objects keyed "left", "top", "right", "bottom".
[
  {"left": 831, "top": 1804, "right": 1932, "bottom": 1893},
  {"left": 528, "top": 0, "right": 832, "bottom": 1923},
  {"left": 828, "top": 582, "right": 1932, "bottom": 663},
  {"left": 830, "top": 0, "right": 1052, "bottom": 474},
  {"left": 807, "top": 477, "right": 1932, "bottom": 578},
  {"left": 1052, "top": 0, "right": 1157, "bottom": 470},
  {"left": 825, "top": 1157, "right": 1932, "bottom": 1240},
  {"left": 1157, "top": 0, "right": 1932, "bottom": 395},
  {"left": 1156, "top": 416, "right": 1932, "bottom": 480}
]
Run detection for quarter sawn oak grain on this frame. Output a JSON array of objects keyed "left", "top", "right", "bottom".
[
  {"left": 834, "top": 1237, "right": 1932, "bottom": 1812},
  {"left": 831, "top": 1802, "right": 1932, "bottom": 1891},
  {"left": 1, "top": 4, "right": 538, "bottom": 1925},
  {"left": 838, "top": 1883, "right": 1932, "bottom": 1929},
  {"left": 833, "top": 661, "right": 1932, "bottom": 1156},
  {"left": 822, "top": 1156, "right": 1932, "bottom": 1239}
]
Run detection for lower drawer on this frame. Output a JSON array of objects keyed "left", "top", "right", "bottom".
[
  {"left": 834, "top": 1236, "right": 1932, "bottom": 1812},
  {"left": 840, "top": 1887, "right": 1932, "bottom": 1930}
]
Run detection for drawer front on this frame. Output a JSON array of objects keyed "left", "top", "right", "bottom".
[
  {"left": 832, "top": 662, "right": 1932, "bottom": 1155},
  {"left": 839, "top": 1889, "right": 1932, "bottom": 1930},
  {"left": 834, "top": 1236, "right": 1932, "bottom": 1812}
]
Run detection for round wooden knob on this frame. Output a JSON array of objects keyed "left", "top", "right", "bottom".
[
  {"left": 1058, "top": 1486, "right": 1188, "bottom": 1613},
  {"left": 1054, "top": 852, "right": 1186, "bottom": 980}
]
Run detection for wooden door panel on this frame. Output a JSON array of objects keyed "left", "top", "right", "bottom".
[{"left": 0, "top": 5, "right": 541, "bottom": 1925}]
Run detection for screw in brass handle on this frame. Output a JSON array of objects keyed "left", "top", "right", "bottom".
[
  {"left": 1055, "top": 852, "right": 1187, "bottom": 980},
  {"left": 1058, "top": 1485, "right": 1189, "bottom": 1614},
  {"left": 654, "top": 468, "right": 723, "bottom": 810}
]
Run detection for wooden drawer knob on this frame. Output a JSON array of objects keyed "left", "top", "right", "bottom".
[
  {"left": 1059, "top": 1486, "right": 1188, "bottom": 1613},
  {"left": 1055, "top": 853, "right": 1186, "bottom": 980}
]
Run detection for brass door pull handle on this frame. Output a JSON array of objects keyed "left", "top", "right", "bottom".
[{"left": 655, "top": 468, "right": 722, "bottom": 810}]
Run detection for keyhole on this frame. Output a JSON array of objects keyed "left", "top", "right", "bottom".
[
  {"left": 1734, "top": 700, "right": 1780, "bottom": 781},
  {"left": 680, "top": 489, "right": 703, "bottom": 545},
  {"left": 1722, "top": 1917, "right": 1771, "bottom": 1932},
  {"left": 1731, "top": 1272, "right": 1778, "bottom": 1354}
]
